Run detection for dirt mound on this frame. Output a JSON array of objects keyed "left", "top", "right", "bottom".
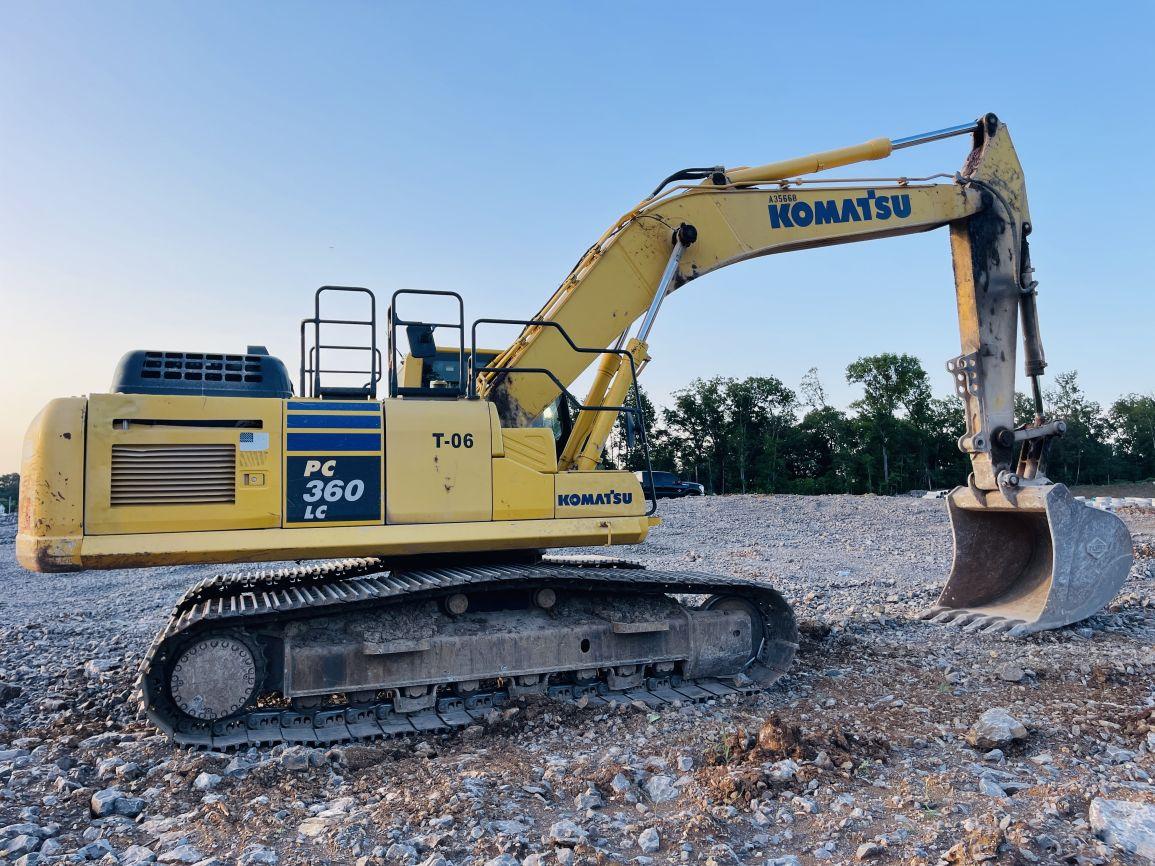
[
  {"left": 699, "top": 713, "right": 891, "bottom": 803},
  {"left": 707, "top": 713, "right": 889, "bottom": 767}
]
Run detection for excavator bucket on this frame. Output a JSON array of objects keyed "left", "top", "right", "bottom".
[{"left": 920, "top": 483, "right": 1133, "bottom": 636}]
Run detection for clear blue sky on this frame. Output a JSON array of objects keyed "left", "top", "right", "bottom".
[{"left": 2, "top": 2, "right": 1153, "bottom": 473}]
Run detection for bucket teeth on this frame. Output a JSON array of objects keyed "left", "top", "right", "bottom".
[
  {"left": 985, "top": 618, "right": 1024, "bottom": 635},
  {"left": 923, "top": 608, "right": 965, "bottom": 624},
  {"left": 919, "top": 605, "right": 1039, "bottom": 641},
  {"left": 962, "top": 615, "right": 1001, "bottom": 633},
  {"left": 917, "top": 607, "right": 1032, "bottom": 637},
  {"left": 976, "top": 618, "right": 1009, "bottom": 634},
  {"left": 947, "top": 614, "right": 984, "bottom": 628}
]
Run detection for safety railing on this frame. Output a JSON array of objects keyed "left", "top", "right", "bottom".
[
  {"left": 298, "top": 286, "right": 381, "bottom": 400},
  {"left": 468, "top": 318, "right": 658, "bottom": 515},
  {"left": 386, "top": 290, "right": 466, "bottom": 398}
]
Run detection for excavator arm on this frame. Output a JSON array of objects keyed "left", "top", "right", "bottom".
[{"left": 480, "top": 113, "right": 1133, "bottom": 633}]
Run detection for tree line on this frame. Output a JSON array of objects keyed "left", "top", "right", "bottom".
[{"left": 609, "top": 354, "right": 1155, "bottom": 495}]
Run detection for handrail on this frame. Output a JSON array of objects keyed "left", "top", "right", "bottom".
[
  {"left": 386, "top": 289, "right": 465, "bottom": 398},
  {"left": 469, "top": 317, "right": 658, "bottom": 515},
  {"left": 298, "top": 286, "right": 380, "bottom": 399}
]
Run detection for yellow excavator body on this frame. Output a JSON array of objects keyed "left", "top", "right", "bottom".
[{"left": 17, "top": 393, "right": 649, "bottom": 572}]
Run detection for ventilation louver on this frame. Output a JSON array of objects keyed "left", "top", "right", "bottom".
[
  {"left": 110, "top": 349, "right": 293, "bottom": 399},
  {"left": 111, "top": 444, "right": 236, "bottom": 506},
  {"left": 141, "top": 352, "right": 265, "bottom": 384}
]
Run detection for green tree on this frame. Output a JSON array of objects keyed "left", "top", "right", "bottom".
[
  {"left": 1014, "top": 391, "right": 1038, "bottom": 426},
  {"left": 917, "top": 396, "right": 969, "bottom": 489},
  {"left": 724, "top": 376, "right": 797, "bottom": 493},
  {"left": 603, "top": 359, "right": 1138, "bottom": 498},
  {"left": 1044, "top": 370, "right": 1112, "bottom": 485},
  {"left": 663, "top": 377, "right": 729, "bottom": 491},
  {"left": 1109, "top": 393, "right": 1155, "bottom": 481},
  {"left": 799, "top": 366, "right": 827, "bottom": 410},
  {"left": 846, "top": 353, "right": 933, "bottom": 492},
  {"left": 846, "top": 353, "right": 932, "bottom": 419},
  {"left": 785, "top": 406, "right": 857, "bottom": 493},
  {"left": 607, "top": 384, "right": 661, "bottom": 472},
  {"left": 0, "top": 473, "right": 17, "bottom": 514}
]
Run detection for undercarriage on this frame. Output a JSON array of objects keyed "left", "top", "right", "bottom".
[{"left": 140, "top": 556, "right": 799, "bottom": 749}]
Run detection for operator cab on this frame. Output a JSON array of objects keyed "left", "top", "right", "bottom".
[
  {"left": 387, "top": 289, "right": 573, "bottom": 449},
  {"left": 397, "top": 342, "right": 497, "bottom": 396}
]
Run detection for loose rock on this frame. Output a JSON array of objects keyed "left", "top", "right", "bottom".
[
  {"left": 237, "top": 845, "right": 278, "bottom": 866},
  {"left": 193, "top": 771, "right": 222, "bottom": 791},
  {"left": 90, "top": 787, "right": 145, "bottom": 818},
  {"left": 122, "top": 845, "right": 158, "bottom": 865},
  {"left": 548, "top": 819, "right": 588, "bottom": 847},
  {"left": 965, "top": 708, "right": 1028, "bottom": 749},
  {"left": 1089, "top": 798, "right": 1155, "bottom": 862},
  {"left": 638, "top": 827, "right": 660, "bottom": 853},
  {"left": 0, "top": 836, "right": 40, "bottom": 858},
  {"left": 996, "top": 662, "right": 1025, "bottom": 682},
  {"left": 158, "top": 847, "right": 206, "bottom": 865},
  {"left": 644, "top": 774, "right": 679, "bottom": 803}
]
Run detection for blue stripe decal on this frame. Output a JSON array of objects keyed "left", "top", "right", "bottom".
[
  {"left": 287, "top": 414, "right": 381, "bottom": 429},
  {"left": 286, "top": 401, "right": 380, "bottom": 413},
  {"left": 286, "top": 432, "right": 382, "bottom": 452}
]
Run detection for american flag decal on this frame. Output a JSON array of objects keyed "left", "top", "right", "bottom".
[{"left": 238, "top": 431, "right": 269, "bottom": 452}]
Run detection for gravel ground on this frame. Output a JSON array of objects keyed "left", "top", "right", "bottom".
[{"left": 0, "top": 495, "right": 1152, "bottom": 866}]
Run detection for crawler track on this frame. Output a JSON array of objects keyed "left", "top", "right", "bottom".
[{"left": 140, "top": 556, "right": 798, "bottom": 749}]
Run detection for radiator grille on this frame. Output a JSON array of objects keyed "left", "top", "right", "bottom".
[{"left": 111, "top": 444, "right": 236, "bottom": 506}]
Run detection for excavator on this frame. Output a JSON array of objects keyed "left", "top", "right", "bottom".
[{"left": 16, "top": 113, "right": 1133, "bottom": 748}]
